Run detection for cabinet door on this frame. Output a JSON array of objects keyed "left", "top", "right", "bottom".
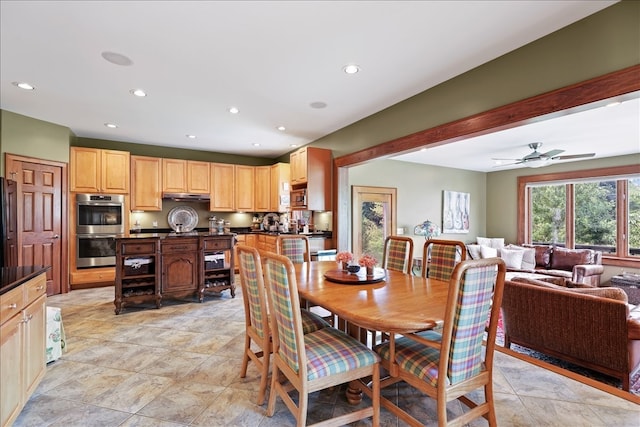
[
  {"left": 23, "top": 295, "right": 46, "bottom": 398},
  {"left": 70, "top": 146, "right": 101, "bottom": 192},
  {"left": 270, "top": 163, "right": 290, "bottom": 212},
  {"left": 162, "top": 253, "right": 199, "bottom": 293},
  {"left": 162, "top": 158, "right": 187, "bottom": 193},
  {"left": 131, "top": 156, "right": 162, "bottom": 211},
  {"left": 254, "top": 166, "right": 271, "bottom": 212},
  {"left": 0, "top": 314, "right": 22, "bottom": 427},
  {"left": 235, "top": 165, "right": 255, "bottom": 212},
  {"left": 187, "top": 161, "right": 210, "bottom": 194},
  {"left": 210, "top": 163, "right": 235, "bottom": 211},
  {"left": 101, "top": 149, "right": 130, "bottom": 193},
  {"left": 290, "top": 147, "right": 307, "bottom": 185}
]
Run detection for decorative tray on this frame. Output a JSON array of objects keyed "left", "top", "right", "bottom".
[
  {"left": 324, "top": 268, "right": 386, "bottom": 285},
  {"left": 167, "top": 206, "right": 198, "bottom": 232}
]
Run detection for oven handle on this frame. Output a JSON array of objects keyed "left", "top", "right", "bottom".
[
  {"left": 77, "top": 234, "right": 122, "bottom": 239},
  {"left": 77, "top": 202, "right": 124, "bottom": 207}
]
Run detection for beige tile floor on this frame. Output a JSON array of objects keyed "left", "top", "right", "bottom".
[{"left": 13, "top": 285, "right": 640, "bottom": 427}]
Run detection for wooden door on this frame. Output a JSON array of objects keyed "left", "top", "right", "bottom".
[
  {"left": 5, "top": 155, "right": 68, "bottom": 295},
  {"left": 352, "top": 186, "right": 397, "bottom": 263}
]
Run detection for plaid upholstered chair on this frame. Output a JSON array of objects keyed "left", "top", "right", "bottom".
[
  {"left": 382, "top": 235, "right": 414, "bottom": 274},
  {"left": 370, "top": 258, "right": 506, "bottom": 427},
  {"left": 262, "top": 252, "right": 381, "bottom": 426},
  {"left": 276, "top": 235, "right": 310, "bottom": 263},
  {"left": 236, "top": 245, "right": 329, "bottom": 405},
  {"left": 422, "top": 239, "right": 466, "bottom": 281}
]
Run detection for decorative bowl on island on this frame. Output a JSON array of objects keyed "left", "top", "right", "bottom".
[{"left": 347, "top": 265, "right": 361, "bottom": 274}]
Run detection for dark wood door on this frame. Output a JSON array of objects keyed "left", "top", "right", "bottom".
[{"left": 5, "top": 155, "right": 68, "bottom": 295}]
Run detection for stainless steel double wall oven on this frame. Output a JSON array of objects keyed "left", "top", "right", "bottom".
[{"left": 76, "top": 194, "right": 125, "bottom": 268}]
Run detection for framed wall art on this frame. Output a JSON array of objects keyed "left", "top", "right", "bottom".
[{"left": 443, "top": 190, "right": 470, "bottom": 234}]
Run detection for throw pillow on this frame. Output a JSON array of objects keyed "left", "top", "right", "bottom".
[
  {"left": 524, "top": 244, "right": 552, "bottom": 268},
  {"left": 480, "top": 245, "right": 498, "bottom": 259},
  {"left": 477, "top": 237, "right": 491, "bottom": 247},
  {"left": 504, "top": 244, "right": 536, "bottom": 270},
  {"left": 467, "top": 244, "right": 482, "bottom": 260},
  {"left": 500, "top": 247, "right": 525, "bottom": 269},
  {"left": 490, "top": 238, "right": 505, "bottom": 250},
  {"left": 551, "top": 247, "right": 594, "bottom": 270}
]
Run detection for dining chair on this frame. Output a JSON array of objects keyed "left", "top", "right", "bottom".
[
  {"left": 367, "top": 257, "right": 506, "bottom": 427},
  {"left": 276, "top": 234, "right": 310, "bottom": 263},
  {"left": 236, "top": 245, "right": 330, "bottom": 405},
  {"left": 382, "top": 235, "right": 414, "bottom": 274},
  {"left": 422, "top": 239, "right": 467, "bottom": 281},
  {"left": 262, "top": 252, "right": 381, "bottom": 427}
]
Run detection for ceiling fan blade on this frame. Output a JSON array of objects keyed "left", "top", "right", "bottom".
[
  {"left": 540, "top": 149, "right": 564, "bottom": 158},
  {"left": 491, "top": 157, "right": 521, "bottom": 161},
  {"left": 552, "top": 153, "right": 595, "bottom": 160}
]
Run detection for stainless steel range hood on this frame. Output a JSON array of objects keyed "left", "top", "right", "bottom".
[{"left": 162, "top": 193, "right": 210, "bottom": 202}]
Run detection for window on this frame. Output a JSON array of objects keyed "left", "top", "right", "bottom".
[{"left": 518, "top": 165, "right": 640, "bottom": 267}]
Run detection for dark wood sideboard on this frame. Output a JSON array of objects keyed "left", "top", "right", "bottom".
[{"left": 114, "top": 233, "right": 235, "bottom": 314}]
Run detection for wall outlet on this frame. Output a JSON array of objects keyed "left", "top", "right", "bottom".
[
  {"left": 152, "top": 221, "right": 158, "bottom": 228},
  {"left": 397, "top": 227, "right": 405, "bottom": 235}
]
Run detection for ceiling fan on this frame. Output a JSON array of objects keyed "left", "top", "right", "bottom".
[{"left": 492, "top": 142, "right": 595, "bottom": 168}]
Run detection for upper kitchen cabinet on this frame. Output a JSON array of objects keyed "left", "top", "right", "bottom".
[
  {"left": 254, "top": 166, "right": 271, "bottom": 212},
  {"left": 270, "top": 162, "right": 290, "bottom": 212},
  {"left": 210, "top": 163, "right": 235, "bottom": 212},
  {"left": 131, "top": 156, "right": 162, "bottom": 211},
  {"left": 162, "top": 159, "right": 210, "bottom": 194},
  {"left": 289, "top": 147, "right": 332, "bottom": 211},
  {"left": 70, "top": 147, "right": 130, "bottom": 194},
  {"left": 235, "top": 165, "right": 255, "bottom": 212}
]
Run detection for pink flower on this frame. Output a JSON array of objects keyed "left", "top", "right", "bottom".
[
  {"left": 336, "top": 251, "right": 353, "bottom": 263},
  {"left": 358, "top": 254, "right": 378, "bottom": 268}
]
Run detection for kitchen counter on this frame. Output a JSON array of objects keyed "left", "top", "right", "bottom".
[
  {"left": 124, "top": 231, "right": 237, "bottom": 239},
  {"left": 0, "top": 265, "right": 50, "bottom": 295}
]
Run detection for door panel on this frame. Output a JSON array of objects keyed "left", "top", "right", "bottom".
[{"left": 352, "top": 186, "right": 397, "bottom": 263}]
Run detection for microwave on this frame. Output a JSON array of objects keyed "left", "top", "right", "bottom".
[{"left": 291, "top": 189, "right": 307, "bottom": 209}]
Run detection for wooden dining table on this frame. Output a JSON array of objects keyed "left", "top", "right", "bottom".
[{"left": 293, "top": 261, "right": 450, "bottom": 336}]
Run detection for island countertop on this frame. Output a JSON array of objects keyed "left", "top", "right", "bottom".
[{"left": 0, "top": 265, "right": 50, "bottom": 295}]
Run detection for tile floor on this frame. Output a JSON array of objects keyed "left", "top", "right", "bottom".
[{"left": 13, "top": 285, "right": 640, "bottom": 427}]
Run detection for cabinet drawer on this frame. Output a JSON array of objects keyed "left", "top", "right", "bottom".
[
  {"left": 24, "top": 274, "right": 46, "bottom": 304},
  {"left": 162, "top": 240, "right": 198, "bottom": 253},
  {"left": 0, "top": 286, "right": 24, "bottom": 325},
  {"left": 203, "top": 239, "right": 231, "bottom": 250},
  {"left": 122, "top": 242, "right": 157, "bottom": 255}
]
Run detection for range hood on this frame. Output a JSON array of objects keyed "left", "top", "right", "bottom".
[{"left": 162, "top": 192, "right": 210, "bottom": 202}]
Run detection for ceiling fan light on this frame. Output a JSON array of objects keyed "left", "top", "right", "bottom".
[{"left": 525, "top": 158, "right": 551, "bottom": 168}]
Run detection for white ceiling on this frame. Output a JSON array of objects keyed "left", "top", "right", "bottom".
[{"left": 2, "top": 0, "right": 634, "bottom": 171}]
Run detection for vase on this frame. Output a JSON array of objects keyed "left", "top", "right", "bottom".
[
  {"left": 366, "top": 266, "right": 374, "bottom": 276},
  {"left": 340, "top": 261, "right": 348, "bottom": 271}
]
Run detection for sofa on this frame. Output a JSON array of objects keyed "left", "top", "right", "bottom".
[
  {"left": 501, "top": 277, "right": 640, "bottom": 391},
  {"left": 468, "top": 240, "right": 604, "bottom": 286}
]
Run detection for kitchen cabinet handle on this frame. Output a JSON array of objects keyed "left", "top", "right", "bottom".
[
  {"left": 36, "top": 286, "right": 44, "bottom": 291},
  {"left": 8, "top": 303, "right": 18, "bottom": 309}
]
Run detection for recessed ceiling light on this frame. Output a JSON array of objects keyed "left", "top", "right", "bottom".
[
  {"left": 277, "top": 126, "right": 286, "bottom": 131},
  {"left": 310, "top": 101, "right": 327, "bottom": 109},
  {"left": 101, "top": 51, "right": 133, "bottom": 66},
  {"left": 606, "top": 101, "right": 621, "bottom": 107},
  {"left": 186, "top": 134, "right": 196, "bottom": 139},
  {"left": 252, "top": 143, "right": 260, "bottom": 147},
  {"left": 420, "top": 148, "right": 427, "bottom": 152},
  {"left": 229, "top": 107, "right": 239, "bottom": 114},
  {"left": 343, "top": 64, "right": 360, "bottom": 74},
  {"left": 130, "top": 89, "right": 147, "bottom": 97},
  {"left": 290, "top": 144, "right": 298, "bottom": 148},
  {"left": 104, "top": 123, "right": 118, "bottom": 129},
  {"left": 12, "top": 81, "right": 35, "bottom": 90}
]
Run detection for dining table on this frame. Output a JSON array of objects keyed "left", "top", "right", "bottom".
[{"left": 292, "top": 261, "right": 451, "bottom": 404}]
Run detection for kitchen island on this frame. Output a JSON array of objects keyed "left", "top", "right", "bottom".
[{"left": 114, "top": 233, "right": 235, "bottom": 314}]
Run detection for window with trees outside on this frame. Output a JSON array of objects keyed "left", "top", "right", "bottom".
[{"left": 518, "top": 165, "right": 640, "bottom": 267}]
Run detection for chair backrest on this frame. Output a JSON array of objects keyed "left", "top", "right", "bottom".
[
  {"left": 237, "top": 244, "right": 269, "bottom": 340},
  {"left": 262, "top": 252, "right": 307, "bottom": 378},
  {"left": 276, "top": 235, "right": 310, "bottom": 263},
  {"left": 382, "top": 236, "right": 414, "bottom": 273},
  {"left": 440, "top": 258, "right": 506, "bottom": 385},
  {"left": 422, "top": 239, "right": 466, "bottom": 281}
]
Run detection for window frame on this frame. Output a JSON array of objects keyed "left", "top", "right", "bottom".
[{"left": 518, "top": 164, "right": 640, "bottom": 268}]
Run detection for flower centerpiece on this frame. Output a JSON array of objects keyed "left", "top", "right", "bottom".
[
  {"left": 336, "top": 251, "right": 353, "bottom": 271},
  {"left": 358, "top": 254, "right": 378, "bottom": 276}
]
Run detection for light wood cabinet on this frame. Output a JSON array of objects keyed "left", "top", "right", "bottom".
[
  {"left": 289, "top": 147, "right": 332, "bottom": 211},
  {"left": 210, "top": 163, "right": 235, "bottom": 211},
  {"left": 1, "top": 272, "right": 47, "bottom": 427},
  {"left": 162, "top": 159, "right": 210, "bottom": 194},
  {"left": 70, "top": 147, "right": 130, "bottom": 193},
  {"left": 131, "top": 156, "right": 162, "bottom": 211},
  {"left": 254, "top": 166, "right": 271, "bottom": 212},
  {"left": 235, "top": 165, "right": 255, "bottom": 212},
  {"left": 270, "top": 162, "right": 290, "bottom": 212}
]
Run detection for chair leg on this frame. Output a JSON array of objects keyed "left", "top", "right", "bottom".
[
  {"left": 485, "top": 383, "right": 497, "bottom": 427},
  {"left": 297, "top": 390, "right": 308, "bottom": 427},
  {"left": 266, "top": 364, "right": 279, "bottom": 417},
  {"left": 256, "top": 350, "right": 270, "bottom": 406},
  {"left": 239, "top": 334, "right": 251, "bottom": 378}
]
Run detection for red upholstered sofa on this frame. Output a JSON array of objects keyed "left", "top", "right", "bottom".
[
  {"left": 502, "top": 277, "right": 640, "bottom": 391},
  {"left": 507, "top": 245, "right": 603, "bottom": 287}
]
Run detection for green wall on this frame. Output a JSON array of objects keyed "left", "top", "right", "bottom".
[{"left": 0, "top": 110, "right": 72, "bottom": 176}]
